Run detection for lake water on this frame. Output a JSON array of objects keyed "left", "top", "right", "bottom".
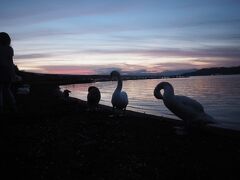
[{"left": 61, "top": 75, "right": 240, "bottom": 130}]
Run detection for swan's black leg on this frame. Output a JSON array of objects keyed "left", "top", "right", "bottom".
[{"left": 109, "top": 106, "right": 116, "bottom": 117}]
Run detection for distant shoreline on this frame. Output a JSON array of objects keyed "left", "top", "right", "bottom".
[
  {"left": 17, "top": 66, "right": 240, "bottom": 86},
  {"left": 181, "top": 66, "right": 240, "bottom": 77}
]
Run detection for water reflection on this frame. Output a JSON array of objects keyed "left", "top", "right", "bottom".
[{"left": 62, "top": 75, "right": 240, "bottom": 130}]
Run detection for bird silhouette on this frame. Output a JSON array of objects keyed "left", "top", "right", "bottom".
[
  {"left": 87, "top": 86, "right": 101, "bottom": 110},
  {"left": 154, "top": 82, "right": 216, "bottom": 127},
  {"left": 111, "top": 71, "right": 128, "bottom": 111}
]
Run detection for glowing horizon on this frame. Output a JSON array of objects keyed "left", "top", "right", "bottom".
[{"left": 1, "top": 0, "right": 240, "bottom": 75}]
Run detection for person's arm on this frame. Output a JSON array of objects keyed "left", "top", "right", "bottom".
[
  {"left": 10, "top": 47, "right": 22, "bottom": 81},
  {"left": 10, "top": 47, "right": 16, "bottom": 76}
]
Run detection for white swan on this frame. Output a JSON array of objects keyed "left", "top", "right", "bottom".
[
  {"left": 111, "top": 71, "right": 128, "bottom": 110},
  {"left": 87, "top": 86, "right": 101, "bottom": 109},
  {"left": 154, "top": 82, "right": 216, "bottom": 126}
]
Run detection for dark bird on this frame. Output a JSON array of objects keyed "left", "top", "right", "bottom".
[
  {"left": 154, "top": 82, "right": 216, "bottom": 127},
  {"left": 63, "top": 89, "right": 71, "bottom": 98},
  {"left": 87, "top": 86, "right": 101, "bottom": 110}
]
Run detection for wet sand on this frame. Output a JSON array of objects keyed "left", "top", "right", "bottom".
[{"left": 2, "top": 92, "right": 240, "bottom": 179}]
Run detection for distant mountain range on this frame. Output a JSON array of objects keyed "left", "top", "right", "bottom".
[
  {"left": 181, "top": 66, "right": 240, "bottom": 76},
  {"left": 159, "top": 69, "right": 197, "bottom": 76},
  {"left": 122, "top": 66, "right": 240, "bottom": 77}
]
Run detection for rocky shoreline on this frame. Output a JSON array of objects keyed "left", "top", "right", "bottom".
[{"left": 2, "top": 87, "right": 240, "bottom": 179}]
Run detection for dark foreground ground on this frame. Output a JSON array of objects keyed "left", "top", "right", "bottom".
[{"left": 2, "top": 92, "right": 240, "bottom": 180}]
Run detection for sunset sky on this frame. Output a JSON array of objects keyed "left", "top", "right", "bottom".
[{"left": 1, "top": 0, "right": 240, "bottom": 74}]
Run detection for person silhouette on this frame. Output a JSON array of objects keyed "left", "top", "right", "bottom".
[{"left": 0, "top": 32, "right": 19, "bottom": 113}]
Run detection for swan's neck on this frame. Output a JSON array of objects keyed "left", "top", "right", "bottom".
[{"left": 115, "top": 76, "right": 122, "bottom": 92}]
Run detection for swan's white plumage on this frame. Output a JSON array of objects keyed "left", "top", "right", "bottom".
[
  {"left": 111, "top": 71, "right": 128, "bottom": 110},
  {"left": 154, "top": 82, "right": 215, "bottom": 124}
]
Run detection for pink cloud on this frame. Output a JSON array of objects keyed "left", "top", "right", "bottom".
[{"left": 37, "top": 65, "right": 95, "bottom": 75}]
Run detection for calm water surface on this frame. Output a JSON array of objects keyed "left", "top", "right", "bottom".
[{"left": 62, "top": 75, "right": 240, "bottom": 130}]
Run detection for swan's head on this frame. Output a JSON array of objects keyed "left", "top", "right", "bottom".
[
  {"left": 110, "top": 70, "right": 121, "bottom": 80},
  {"left": 154, "top": 82, "right": 174, "bottom": 99}
]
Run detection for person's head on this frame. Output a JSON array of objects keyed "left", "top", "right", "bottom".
[{"left": 0, "top": 32, "right": 11, "bottom": 46}]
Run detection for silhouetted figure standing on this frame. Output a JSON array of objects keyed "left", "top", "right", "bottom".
[{"left": 0, "top": 32, "right": 18, "bottom": 113}]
